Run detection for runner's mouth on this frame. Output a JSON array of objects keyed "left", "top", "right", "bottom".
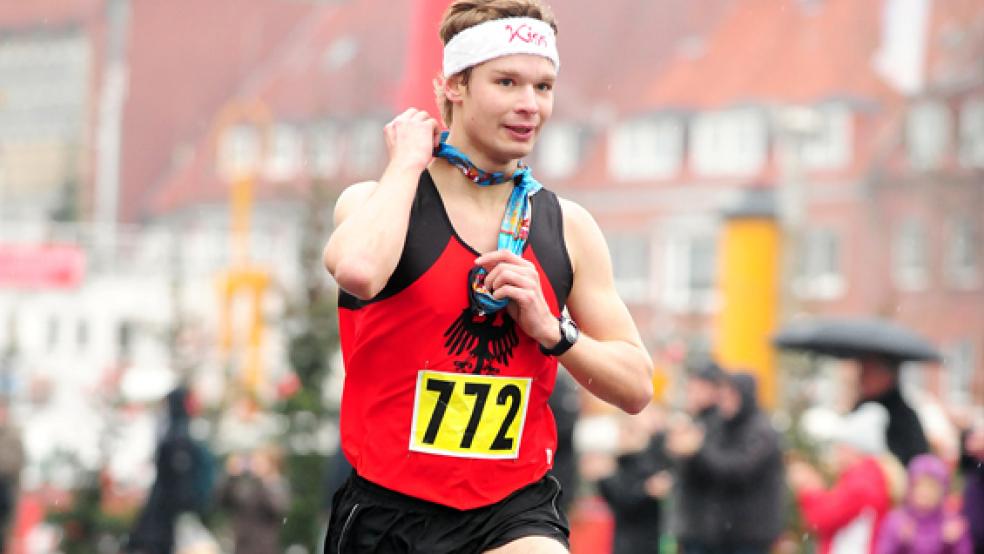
[{"left": 504, "top": 125, "right": 535, "bottom": 138}]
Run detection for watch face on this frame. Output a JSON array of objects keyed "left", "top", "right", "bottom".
[{"left": 561, "top": 318, "right": 579, "bottom": 343}]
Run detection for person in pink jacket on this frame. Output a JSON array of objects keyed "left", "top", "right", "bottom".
[
  {"left": 875, "top": 453, "right": 973, "bottom": 554},
  {"left": 788, "top": 403, "right": 902, "bottom": 554}
]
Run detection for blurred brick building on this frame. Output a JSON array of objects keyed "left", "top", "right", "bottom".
[{"left": 0, "top": 0, "right": 980, "bottom": 439}]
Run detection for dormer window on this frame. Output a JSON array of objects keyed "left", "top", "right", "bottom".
[
  {"left": 608, "top": 117, "right": 683, "bottom": 180},
  {"left": 690, "top": 108, "right": 767, "bottom": 177},
  {"left": 906, "top": 100, "right": 951, "bottom": 170},
  {"left": 799, "top": 105, "right": 853, "bottom": 171},
  {"left": 536, "top": 123, "right": 581, "bottom": 179},
  {"left": 959, "top": 97, "right": 984, "bottom": 168}
]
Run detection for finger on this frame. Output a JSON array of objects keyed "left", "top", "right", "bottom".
[
  {"left": 484, "top": 262, "right": 537, "bottom": 290},
  {"left": 392, "top": 108, "right": 419, "bottom": 123},
  {"left": 475, "top": 250, "right": 532, "bottom": 271},
  {"left": 410, "top": 109, "right": 431, "bottom": 121},
  {"left": 490, "top": 284, "right": 534, "bottom": 305},
  {"left": 489, "top": 269, "right": 537, "bottom": 293}
]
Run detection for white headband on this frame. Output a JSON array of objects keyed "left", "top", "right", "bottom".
[{"left": 443, "top": 17, "right": 560, "bottom": 77}]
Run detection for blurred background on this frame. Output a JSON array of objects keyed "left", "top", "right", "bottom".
[{"left": 0, "top": 0, "right": 981, "bottom": 552}]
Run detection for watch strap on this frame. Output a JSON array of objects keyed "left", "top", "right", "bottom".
[{"left": 539, "top": 315, "right": 577, "bottom": 357}]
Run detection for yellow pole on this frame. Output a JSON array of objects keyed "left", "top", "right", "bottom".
[{"left": 714, "top": 208, "right": 781, "bottom": 409}]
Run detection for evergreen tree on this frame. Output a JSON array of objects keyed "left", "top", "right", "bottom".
[{"left": 277, "top": 182, "right": 339, "bottom": 552}]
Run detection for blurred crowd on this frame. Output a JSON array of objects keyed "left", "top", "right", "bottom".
[
  {"left": 580, "top": 361, "right": 984, "bottom": 554},
  {"left": 0, "top": 364, "right": 981, "bottom": 554}
]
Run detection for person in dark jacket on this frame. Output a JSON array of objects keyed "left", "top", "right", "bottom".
[
  {"left": 668, "top": 371, "right": 784, "bottom": 554},
  {"left": 126, "top": 386, "right": 213, "bottom": 554},
  {"left": 217, "top": 445, "right": 290, "bottom": 554},
  {"left": 548, "top": 370, "right": 581, "bottom": 514},
  {"left": 596, "top": 405, "right": 673, "bottom": 554},
  {"left": 959, "top": 423, "right": 984, "bottom": 554},
  {"left": 856, "top": 356, "right": 929, "bottom": 467},
  {"left": 0, "top": 404, "right": 24, "bottom": 554},
  {"left": 669, "top": 362, "right": 724, "bottom": 549}
]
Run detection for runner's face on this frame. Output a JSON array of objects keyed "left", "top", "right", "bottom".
[{"left": 455, "top": 54, "right": 555, "bottom": 166}]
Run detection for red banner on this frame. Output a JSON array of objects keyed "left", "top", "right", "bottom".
[{"left": 0, "top": 243, "right": 86, "bottom": 289}]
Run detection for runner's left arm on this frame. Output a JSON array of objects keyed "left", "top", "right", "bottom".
[
  {"left": 477, "top": 199, "right": 653, "bottom": 413},
  {"left": 554, "top": 200, "right": 653, "bottom": 413}
]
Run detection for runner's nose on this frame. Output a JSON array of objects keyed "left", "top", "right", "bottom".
[{"left": 514, "top": 85, "right": 539, "bottom": 115}]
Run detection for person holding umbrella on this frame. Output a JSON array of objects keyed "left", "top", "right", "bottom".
[
  {"left": 856, "top": 355, "right": 929, "bottom": 466},
  {"left": 774, "top": 317, "right": 934, "bottom": 466}
]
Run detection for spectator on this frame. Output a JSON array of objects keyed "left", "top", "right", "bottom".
[
  {"left": 958, "top": 423, "right": 984, "bottom": 554},
  {"left": 126, "top": 386, "right": 215, "bottom": 554},
  {"left": 548, "top": 370, "right": 582, "bottom": 514},
  {"left": 595, "top": 404, "right": 672, "bottom": 554},
  {"left": 217, "top": 445, "right": 290, "bottom": 554},
  {"left": 876, "top": 453, "right": 972, "bottom": 554},
  {"left": 668, "top": 371, "right": 784, "bottom": 554},
  {"left": 0, "top": 403, "right": 24, "bottom": 554},
  {"left": 790, "top": 402, "right": 903, "bottom": 554},
  {"left": 669, "top": 361, "right": 723, "bottom": 550},
  {"left": 856, "top": 356, "right": 929, "bottom": 466}
]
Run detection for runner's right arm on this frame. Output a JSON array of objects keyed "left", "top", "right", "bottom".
[{"left": 323, "top": 109, "right": 440, "bottom": 299}]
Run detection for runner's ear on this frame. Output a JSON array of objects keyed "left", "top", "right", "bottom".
[{"left": 444, "top": 74, "right": 466, "bottom": 103}]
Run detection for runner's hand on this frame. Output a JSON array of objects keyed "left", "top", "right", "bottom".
[
  {"left": 474, "top": 250, "right": 558, "bottom": 348},
  {"left": 383, "top": 108, "right": 441, "bottom": 172}
]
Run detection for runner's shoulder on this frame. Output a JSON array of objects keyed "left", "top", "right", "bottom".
[
  {"left": 557, "top": 196, "right": 603, "bottom": 240},
  {"left": 333, "top": 180, "right": 378, "bottom": 225}
]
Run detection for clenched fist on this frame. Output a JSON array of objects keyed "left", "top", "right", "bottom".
[{"left": 384, "top": 108, "right": 442, "bottom": 172}]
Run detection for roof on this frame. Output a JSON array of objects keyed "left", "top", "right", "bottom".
[
  {"left": 640, "top": 0, "right": 896, "bottom": 111},
  {"left": 147, "top": 0, "right": 409, "bottom": 215},
  {"left": 119, "top": 0, "right": 316, "bottom": 221}
]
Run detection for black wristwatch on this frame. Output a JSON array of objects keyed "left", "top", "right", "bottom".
[{"left": 539, "top": 315, "right": 579, "bottom": 357}]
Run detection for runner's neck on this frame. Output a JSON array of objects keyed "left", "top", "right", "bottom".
[{"left": 428, "top": 158, "right": 518, "bottom": 212}]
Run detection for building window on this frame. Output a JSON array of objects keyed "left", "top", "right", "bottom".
[
  {"left": 606, "top": 232, "right": 651, "bottom": 302},
  {"left": 263, "top": 124, "right": 303, "bottom": 182},
  {"left": 608, "top": 117, "right": 683, "bottom": 180},
  {"left": 662, "top": 233, "right": 717, "bottom": 312},
  {"left": 217, "top": 124, "right": 263, "bottom": 181},
  {"left": 945, "top": 217, "right": 979, "bottom": 289},
  {"left": 536, "top": 123, "right": 582, "bottom": 179},
  {"left": 959, "top": 97, "right": 984, "bottom": 168},
  {"left": 906, "top": 100, "right": 951, "bottom": 170},
  {"left": 944, "top": 340, "right": 976, "bottom": 406},
  {"left": 690, "top": 109, "right": 767, "bottom": 177},
  {"left": 892, "top": 218, "right": 928, "bottom": 291},
  {"left": 308, "top": 122, "right": 341, "bottom": 179},
  {"left": 348, "top": 119, "right": 384, "bottom": 175},
  {"left": 799, "top": 105, "right": 853, "bottom": 170},
  {"left": 794, "top": 228, "right": 844, "bottom": 299}
]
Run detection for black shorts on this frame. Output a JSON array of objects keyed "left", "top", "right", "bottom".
[{"left": 324, "top": 472, "right": 570, "bottom": 554}]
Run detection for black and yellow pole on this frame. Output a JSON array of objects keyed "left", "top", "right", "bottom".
[
  {"left": 714, "top": 191, "right": 781, "bottom": 410},
  {"left": 212, "top": 100, "right": 273, "bottom": 401}
]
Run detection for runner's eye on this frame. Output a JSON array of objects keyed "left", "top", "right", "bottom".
[
  {"left": 497, "top": 78, "right": 515, "bottom": 87},
  {"left": 537, "top": 82, "right": 553, "bottom": 92}
]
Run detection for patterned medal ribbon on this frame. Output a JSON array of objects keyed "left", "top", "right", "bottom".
[{"left": 433, "top": 131, "right": 543, "bottom": 314}]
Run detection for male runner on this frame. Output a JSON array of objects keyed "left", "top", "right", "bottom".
[{"left": 322, "top": 1, "right": 653, "bottom": 552}]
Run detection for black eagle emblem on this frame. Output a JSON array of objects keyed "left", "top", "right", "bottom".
[{"left": 443, "top": 308, "right": 519, "bottom": 375}]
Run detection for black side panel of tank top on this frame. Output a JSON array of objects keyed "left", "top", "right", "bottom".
[
  {"left": 529, "top": 188, "right": 573, "bottom": 309},
  {"left": 337, "top": 172, "right": 451, "bottom": 310}
]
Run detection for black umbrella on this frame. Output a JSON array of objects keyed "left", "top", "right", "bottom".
[{"left": 773, "top": 317, "right": 941, "bottom": 363}]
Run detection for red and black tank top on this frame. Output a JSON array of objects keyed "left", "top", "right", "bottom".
[{"left": 337, "top": 169, "right": 574, "bottom": 510}]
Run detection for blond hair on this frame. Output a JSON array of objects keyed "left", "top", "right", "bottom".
[{"left": 434, "top": 0, "right": 558, "bottom": 126}]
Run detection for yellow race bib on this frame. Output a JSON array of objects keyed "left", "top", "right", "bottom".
[{"left": 409, "top": 370, "right": 531, "bottom": 459}]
